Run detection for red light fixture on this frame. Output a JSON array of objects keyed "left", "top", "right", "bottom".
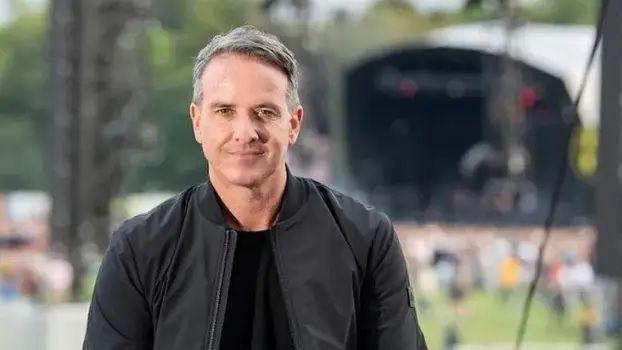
[
  {"left": 399, "top": 79, "right": 418, "bottom": 97},
  {"left": 519, "top": 87, "right": 538, "bottom": 109}
]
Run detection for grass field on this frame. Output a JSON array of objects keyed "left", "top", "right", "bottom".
[{"left": 417, "top": 290, "right": 593, "bottom": 349}]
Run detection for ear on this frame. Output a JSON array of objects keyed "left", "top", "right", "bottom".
[
  {"left": 288, "top": 105, "right": 304, "bottom": 145},
  {"left": 189, "top": 102, "right": 203, "bottom": 144}
]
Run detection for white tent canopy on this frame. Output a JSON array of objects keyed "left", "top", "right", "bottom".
[{"left": 425, "top": 22, "right": 601, "bottom": 128}]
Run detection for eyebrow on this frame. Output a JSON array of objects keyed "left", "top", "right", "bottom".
[
  {"left": 252, "top": 102, "right": 281, "bottom": 112},
  {"left": 208, "top": 102, "right": 235, "bottom": 109}
]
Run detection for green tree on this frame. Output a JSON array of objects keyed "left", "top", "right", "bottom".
[
  {"left": 0, "top": 13, "right": 47, "bottom": 190},
  {"left": 126, "top": 0, "right": 256, "bottom": 191},
  {"left": 520, "top": 0, "right": 598, "bottom": 24}
]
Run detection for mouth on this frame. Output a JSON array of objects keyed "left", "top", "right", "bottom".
[
  {"left": 227, "top": 151, "right": 266, "bottom": 161},
  {"left": 230, "top": 151, "right": 264, "bottom": 156}
]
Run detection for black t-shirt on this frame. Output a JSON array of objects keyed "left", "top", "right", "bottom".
[
  {"left": 220, "top": 230, "right": 267, "bottom": 349},
  {"left": 220, "top": 229, "right": 292, "bottom": 350}
]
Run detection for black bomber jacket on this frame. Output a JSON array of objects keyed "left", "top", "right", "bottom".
[{"left": 83, "top": 171, "right": 427, "bottom": 350}]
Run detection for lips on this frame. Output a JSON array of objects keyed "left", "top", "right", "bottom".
[
  {"left": 229, "top": 151, "right": 264, "bottom": 156},
  {"left": 225, "top": 150, "right": 266, "bottom": 162}
]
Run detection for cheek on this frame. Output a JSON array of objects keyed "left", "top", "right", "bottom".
[
  {"left": 200, "top": 122, "right": 229, "bottom": 154},
  {"left": 273, "top": 132, "right": 292, "bottom": 159}
]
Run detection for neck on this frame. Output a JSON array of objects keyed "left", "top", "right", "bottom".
[{"left": 209, "top": 164, "right": 287, "bottom": 231}]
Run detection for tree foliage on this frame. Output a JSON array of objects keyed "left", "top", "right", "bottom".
[
  {"left": 0, "top": 0, "right": 601, "bottom": 192},
  {"left": 0, "top": 13, "right": 47, "bottom": 190},
  {"left": 125, "top": 0, "right": 255, "bottom": 192}
]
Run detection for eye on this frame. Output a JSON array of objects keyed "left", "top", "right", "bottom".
[
  {"left": 256, "top": 108, "right": 279, "bottom": 119},
  {"left": 215, "top": 107, "right": 234, "bottom": 116}
]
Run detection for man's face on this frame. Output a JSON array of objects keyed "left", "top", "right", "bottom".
[{"left": 189, "top": 53, "right": 303, "bottom": 188}]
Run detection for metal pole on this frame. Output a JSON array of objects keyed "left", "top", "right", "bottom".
[
  {"left": 596, "top": 0, "right": 622, "bottom": 280},
  {"left": 596, "top": 0, "right": 622, "bottom": 347}
]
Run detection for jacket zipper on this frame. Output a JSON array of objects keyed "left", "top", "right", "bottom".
[
  {"left": 269, "top": 228, "right": 303, "bottom": 350},
  {"left": 207, "top": 228, "right": 237, "bottom": 350}
]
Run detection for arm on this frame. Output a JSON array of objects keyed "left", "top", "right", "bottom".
[
  {"left": 83, "top": 230, "right": 153, "bottom": 350},
  {"left": 359, "top": 215, "right": 427, "bottom": 350}
]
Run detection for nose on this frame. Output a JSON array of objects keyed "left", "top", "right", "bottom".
[{"left": 232, "top": 114, "right": 260, "bottom": 143}]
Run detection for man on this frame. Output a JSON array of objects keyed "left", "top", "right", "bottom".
[{"left": 84, "top": 26, "right": 427, "bottom": 350}]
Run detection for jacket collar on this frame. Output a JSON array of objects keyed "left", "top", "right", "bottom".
[{"left": 197, "top": 165, "right": 308, "bottom": 228}]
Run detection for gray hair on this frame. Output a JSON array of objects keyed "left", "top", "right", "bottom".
[{"left": 192, "top": 25, "right": 301, "bottom": 111}]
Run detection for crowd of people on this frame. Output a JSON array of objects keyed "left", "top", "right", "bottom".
[
  {"left": 0, "top": 192, "right": 78, "bottom": 303},
  {"left": 0, "top": 192, "right": 617, "bottom": 347},
  {"left": 397, "top": 223, "right": 613, "bottom": 347}
]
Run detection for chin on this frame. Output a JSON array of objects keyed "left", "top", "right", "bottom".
[{"left": 222, "top": 166, "right": 270, "bottom": 188}]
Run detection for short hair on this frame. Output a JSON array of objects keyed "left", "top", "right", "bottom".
[{"left": 192, "top": 25, "right": 300, "bottom": 111}]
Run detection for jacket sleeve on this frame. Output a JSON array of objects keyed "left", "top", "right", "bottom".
[
  {"left": 359, "top": 214, "right": 427, "bottom": 350},
  {"left": 83, "top": 229, "right": 153, "bottom": 350}
]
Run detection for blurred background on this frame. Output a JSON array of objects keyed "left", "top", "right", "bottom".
[{"left": 0, "top": 0, "right": 620, "bottom": 349}]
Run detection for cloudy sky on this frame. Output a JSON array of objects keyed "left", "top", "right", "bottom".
[
  {"left": 0, "top": 0, "right": 46, "bottom": 25},
  {"left": 299, "top": 0, "right": 469, "bottom": 22},
  {"left": 0, "top": 1, "right": 10, "bottom": 24},
  {"left": 0, "top": 0, "right": 470, "bottom": 26},
  {"left": 310, "top": 0, "right": 467, "bottom": 17}
]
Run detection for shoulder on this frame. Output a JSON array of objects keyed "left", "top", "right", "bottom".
[
  {"left": 304, "top": 178, "right": 393, "bottom": 241},
  {"left": 109, "top": 185, "right": 200, "bottom": 254}
]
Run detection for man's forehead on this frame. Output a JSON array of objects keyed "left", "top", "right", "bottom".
[
  {"left": 200, "top": 54, "right": 288, "bottom": 104},
  {"left": 201, "top": 54, "right": 288, "bottom": 86}
]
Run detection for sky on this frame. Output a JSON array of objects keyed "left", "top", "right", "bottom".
[
  {"left": 0, "top": 0, "right": 46, "bottom": 25},
  {"left": 0, "top": 1, "right": 10, "bottom": 24},
  {"left": 302, "top": 0, "right": 468, "bottom": 22},
  {"left": 0, "top": 0, "right": 542, "bottom": 26},
  {"left": 304, "top": 0, "right": 539, "bottom": 21},
  {"left": 321, "top": 0, "right": 468, "bottom": 15},
  {"left": 0, "top": 0, "right": 470, "bottom": 26}
]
